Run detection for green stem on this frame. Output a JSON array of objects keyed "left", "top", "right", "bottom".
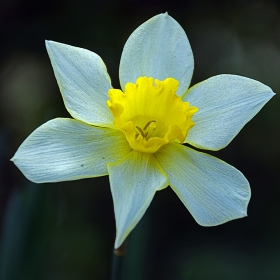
[{"left": 110, "top": 243, "right": 125, "bottom": 280}]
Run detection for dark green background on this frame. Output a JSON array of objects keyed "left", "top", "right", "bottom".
[{"left": 1, "top": 0, "right": 280, "bottom": 279}]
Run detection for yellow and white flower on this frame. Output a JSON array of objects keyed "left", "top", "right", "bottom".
[{"left": 12, "top": 13, "right": 275, "bottom": 248}]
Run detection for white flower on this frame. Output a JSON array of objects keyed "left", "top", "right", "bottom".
[{"left": 12, "top": 13, "right": 275, "bottom": 248}]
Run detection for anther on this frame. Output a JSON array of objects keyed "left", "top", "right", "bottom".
[{"left": 143, "top": 120, "right": 156, "bottom": 131}]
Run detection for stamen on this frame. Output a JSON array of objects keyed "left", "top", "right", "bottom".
[
  {"left": 135, "top": 121, "right": 157, "bottom": 140},
  {"left": 143, "top": 120, "right": 156, "bottom": 131},
  {"left": 136, "top": 126, "right": 145, "bottom": 138},
  {"left": 145, "top": 122, "right": 156, "bottom": 139}
]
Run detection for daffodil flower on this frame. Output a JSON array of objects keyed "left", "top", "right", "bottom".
[{"left": 12, "top": 13, "right": 275, "bottom": 248}]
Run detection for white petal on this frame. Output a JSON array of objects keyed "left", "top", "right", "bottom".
[
  {"left": 108, "top": 151, "right": 169, "bottom": 248},
  {"left": 155, "top": 143, "right": 251, "bottom": 226},
  {"left": 46, "top": 41, "right": 114, "bottom": 126},
  {"left": 183, "top": 74, "right": 275, "bottom": 150},
  {"left": 12, "top": 118, "right": 131, "bottom": 183},
  {"left": 120, "top": 13, "right": 194, "bottom": 97}
]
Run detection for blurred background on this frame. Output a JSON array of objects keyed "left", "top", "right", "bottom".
[{"left": 0, "top": 0, "right": 280, "bottom": 279}]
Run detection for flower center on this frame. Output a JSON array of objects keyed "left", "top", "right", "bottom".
[
  {"left": 107, "top": 77, "right": 198, "bottom": 153},
  {"left": 135, "top": 120, "right": 156, "bottom": 139}
]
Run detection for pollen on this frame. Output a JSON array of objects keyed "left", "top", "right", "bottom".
[{"left": 107, "top": 77, "right": 198, "bottom": 153}]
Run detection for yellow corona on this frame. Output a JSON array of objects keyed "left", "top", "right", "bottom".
[{"left": 107, "top": 77, "right": 198, "bottom": 153}]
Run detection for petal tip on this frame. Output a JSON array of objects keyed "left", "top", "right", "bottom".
[
  {"left": 114, "top": 239, "right": 123, "bottom": 250},
  {"left": 45, "top": 40, "right": 52, "bottom": 48},
  {"left": 45, "top": 40, "right": 54, "bottom": 53},
  {"left": 45, "top": 40, "right": 61, "bottom": 52},
  {"left": 157, "top": 12, "right": 173, "bottom": 21}
]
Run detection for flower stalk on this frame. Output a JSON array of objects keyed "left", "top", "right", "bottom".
[{"left": 111, "top": 243, "right": 125, "bottom": 280}]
